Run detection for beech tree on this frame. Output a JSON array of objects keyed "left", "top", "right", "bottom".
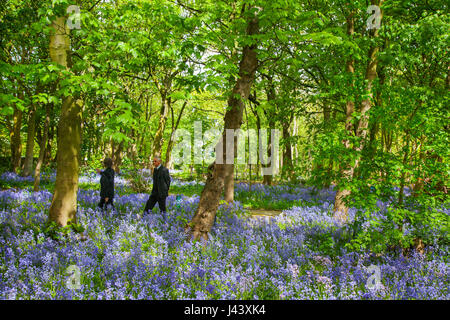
[{"left": 47, "top": 10, "right": 83, "bottom": 227}]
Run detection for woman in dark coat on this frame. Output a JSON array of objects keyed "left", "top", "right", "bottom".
[{"left": 96, "top": 158, "right": 115, "bottom": 210}]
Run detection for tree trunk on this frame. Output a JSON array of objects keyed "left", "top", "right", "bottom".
[
  {"left": 249, "top": 92, "right": 262, "bottom": 183},
  {"left": 187, "top": 14, "right": 259, "bottom": 241},
  {"left": 333, "top": 1, "right": 383, "bottom": 223},
  {"left": 165, "top": 101, "right": 187, "bottom": 169},
  {"left": 245, "top": 105, "right": 252, "bottom": 189},
  {"left": 10, "top": 105, "right": 23, "bottom": 173},
  {"left": 366, "top": 62, "right": 385, "bottom": 160},
  {"left": 412, "top": 136, "right": 426, "bottom": 196},
  {"left": 262, "top": 128, "right": 273, "bottom": 185},
  {"left": 398, "top": 135, "right": 410, "bottom": 206},
  {"left": 111, "top": 139, "right": 124, "bottom": 174},
  {"left": 254, "top": 108, "right": 261, "bottom": 182},
  {"left": 333, "top": 10, "right": 357, "bottom": 220},
  {"left": 22, "top": 105, "right": 37, "bottom": 176},
  {"left": 139, "top": 93, "right": 153, "bottom": 158},
  {"left": 151, "top": 93, "right": 170, "bottom": 160},
  {"left": 248, "top": 92, "right": 261, "bottom": 182},
  {"left": 323, "top": 105, "right": 331, "bottom": 125},
  {"left": 44, "top": 124, "right": 54, "bottom": 166},
  {"left": 262, "top": 79, "right": 277, "bottom": 185},
  {"left": 223, "top": 163, "right": 235, "bottom": 202},
  {"left": 48, "top": 16, "right": 82, "bottom": 227},
  {"left": 354, "top": 3, "right": 383, "bottom": 152},
  {"left": 128, "top": 129, "right": 138, "bottom": 165},
  {"left": 34, "top": 104, "right": 51, "bottom": 191},
  {"left": 282, "top": 120, "right": 293, "bottom": 178}
]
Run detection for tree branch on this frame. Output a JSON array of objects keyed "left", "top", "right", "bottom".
[{"left": 88, "top": 0, "right": 103, "bottom": 12}]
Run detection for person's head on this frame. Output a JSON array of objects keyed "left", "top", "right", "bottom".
[
  {"left": 152, "top": 156, "right": 161, "bottom": 167},
  {"left": 103, "top": 157, "right": 113, "bottom": 168}
]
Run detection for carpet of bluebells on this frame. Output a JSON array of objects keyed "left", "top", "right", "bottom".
[{"left": 0, "top": 171, "right": 448, "bottom": 300}]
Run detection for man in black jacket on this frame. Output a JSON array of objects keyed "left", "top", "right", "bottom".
[
  {"left": 143, "top": 156, "right": 171, "bottom": 219},
  {"left": 96, "top": 157, "right": 115, "bottom": 210}
]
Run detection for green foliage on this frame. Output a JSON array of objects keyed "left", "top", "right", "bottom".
[
  {"left": 126, "top": 169, "right": 152, "bottom": 194},
  {"left": 344, "top": 204, "right": 450, "bottom": 254},
  {"left": 43, "top": 219, "right": 85, "bottom": 241}
]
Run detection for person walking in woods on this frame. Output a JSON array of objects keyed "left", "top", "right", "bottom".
[
  {"left": 143, "top": 156, "right": 171, "bottom": 220},
  {"left": 96, "top": 157, "right": 115, "bottom": 211}
]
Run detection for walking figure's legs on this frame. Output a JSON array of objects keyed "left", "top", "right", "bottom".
[
  {"left": 158, "top": 196, "right": 167, "bottom": 221},
  {"left": 144, "top": 195, "right": 158, "bottom": 214}
]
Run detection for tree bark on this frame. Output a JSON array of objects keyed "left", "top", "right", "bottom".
[
  {"left": 334, "top": 9, "right": 358, "bottom": 221},
  {"left": 366, "top": 58, "right": 385, "bottom": 160},
  {"left": 248, "top": 92, "right": 262, "bottom": 182},
  {"left": 320, "top": 106, "right": 333, "bottom": 187},
  {"left": 262, "top": 128, "right": 273, "bottom": 185},
  {"left": 354, "top": 2, "right": 383, "bottom": 152},
  {"left": 44, "top": 123, "right": 54, "bottom": 165},
  {"left": 127, "top": 129, "right": 138, "bottom": 165},
  {"left": 22, "top": 105, "right": 37, "bottom": 176},
  {"left": 262, "top": 79, "right": 277, "bottom": 185},
  {"left": 223, "top": 163, "right": 235, "bottom": 202},
  {"left": 34, "top": 104, "right": 51, "bottom": 191},
  {"left": 398, "top": 135, "right": 410, "bottom": 206},
  {"left": 48, "top": 16, "right": 82, "bottom": 227},
  {"left": 186, "top": 14, "right": 259, "bottom": 241},
  {"left": 282, "top": 119, "right": 293, "bottom": 178},
  {"left": 412, "top": 136, "right": 426, "bottom": 196},
  {"left": 111, "top": 139, "right": 124, "bottom": 174},
  {"left": 151, "top": 92, "right": 171, "bottom": 161},
  {"left": 139, "top": 93, "right": 153, "bottom": 160},
  {"left": 165, "top": 101, "right": 187, "bottom": 169},
  {"left": 10, "top": 104, "right": 23, "bottom": 173}
]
